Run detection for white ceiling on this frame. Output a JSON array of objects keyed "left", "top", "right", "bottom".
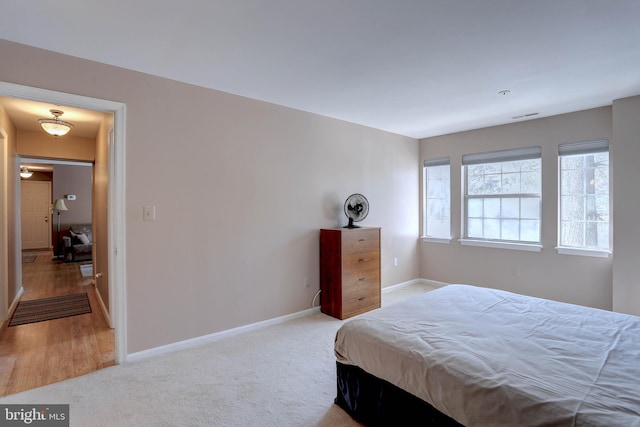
[{"left": 2, "top": 1, "right": 640, "bottom": 139}]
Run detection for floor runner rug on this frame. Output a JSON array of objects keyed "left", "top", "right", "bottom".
[{"left": 9, "top": 293, "right": 91, "bottom": 326}]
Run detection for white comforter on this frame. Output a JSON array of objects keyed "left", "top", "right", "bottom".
[{"left": 334, "top": 284, "right": 640, "bottom": 427}]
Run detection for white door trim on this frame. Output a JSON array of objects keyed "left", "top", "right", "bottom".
[
  {"left": 0, "top": 128, "right": 8, "bottom": 322},
  {"left": 0, "top": 81, "right": 127, "bottom": 363}
]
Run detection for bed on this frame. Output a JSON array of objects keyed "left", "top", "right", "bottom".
[{"left": 333, "top": 284, "right": 640, "bottom": 426}]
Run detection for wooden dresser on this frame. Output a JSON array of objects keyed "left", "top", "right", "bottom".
[{"left": 320, "top": 227, "right": 381, "bottom": 320}]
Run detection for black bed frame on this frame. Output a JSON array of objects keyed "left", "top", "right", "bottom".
[{"left": 335, "top": 362, "right": 463, "bottom": 426}]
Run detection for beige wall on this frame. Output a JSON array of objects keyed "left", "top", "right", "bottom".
[
  {"left": 612, "top": 96, "right": 640, "bottom": 316},
  {"left": 17, "top": 129, "right": 94, "bottom": 161},
  {"left": 52, "top": 164, "right": 92, "bottom": 228},
  {"left": 0, "top": 39, "right": 419, "bottom": 353},
  {"left": 420, "top": 107, "right": 614, "bottom": 310}
]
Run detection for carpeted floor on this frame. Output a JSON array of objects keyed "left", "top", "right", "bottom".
[
  {"left": 0, "top": 282, "right": 438, "bottom": 426},
  {"left": 9, "top": 293, "right": 92, "bottom": 327}
]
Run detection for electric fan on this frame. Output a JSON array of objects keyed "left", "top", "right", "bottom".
[{"left": 344, "top": 193, "right": 369, "bottom": 228}]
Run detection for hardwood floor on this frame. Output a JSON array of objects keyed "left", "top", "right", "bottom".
[{"left": 0, "top": 250, "right": 115, "bottom": 397}]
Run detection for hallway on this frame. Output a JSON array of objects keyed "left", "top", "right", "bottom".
[{"left": 0, "top": 250, "right": 114, "bottom": 396}]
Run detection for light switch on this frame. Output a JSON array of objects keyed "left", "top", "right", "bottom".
[{"left": 143, "top": 205, "right": 156, "bottom": 222}]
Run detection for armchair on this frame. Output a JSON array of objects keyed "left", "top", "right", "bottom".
[{"left": 62, "top": 224, "right": 93, "bottom": 262}]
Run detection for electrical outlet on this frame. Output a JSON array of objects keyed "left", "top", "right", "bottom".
[
  {"left": 304, "top": 277, "right": 311, "bottom": 288},
  {"left": 393, "top": 257, "right": 398, "bottom": 267}
]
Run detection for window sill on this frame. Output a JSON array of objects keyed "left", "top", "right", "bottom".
[
  {"left": 555, "top": 247, "right": 611, "bottom": 258},
  {"left": 421, "top": 236, "right": 452, "bottom": 244},
  {"left": 459, "top": 239, "right": 542, "bottom": 252}
]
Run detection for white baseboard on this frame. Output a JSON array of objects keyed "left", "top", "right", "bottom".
[
  {"left": 418, "top": 278, "right": 451, "bottom": 288},
  {"left": 127, "top": 307, "right": 317, "bottom": 363},
  {"left": 382, "top": 278, "right": 449, "bottom": 293},
  {"left": 92, "top": 284, "right": 112, "bottom": 327},
  {"left": 2, "top": 286, "right": 24, "bottom": 327},
  {"left": 381, "top": 278, "right": 422, "bottom": 293},
  {"left": 126, "top": 278, "right": 450, "bottom": 363}
]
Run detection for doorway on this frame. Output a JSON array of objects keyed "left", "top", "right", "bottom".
[
  {"left": 6, "top": 157, "right": 111, "bottom": 396},
  {"left": 20, "top": 180, "right": 52, "bottom": 250},
  {"left": 0, "top": 81, "right": 127, "bottom": 368}
]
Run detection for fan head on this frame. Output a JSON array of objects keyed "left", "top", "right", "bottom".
[{"left": 344, "top": 193, "right": 369, "bottom": 228}]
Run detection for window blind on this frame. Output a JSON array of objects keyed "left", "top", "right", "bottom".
[
  {"left": 423, "top": 157, "right": 450, "bottom": 167},
  {"left": 462, "top": 146, "right": 542, "bottom": 165},
  {"left": 558, "top": 138, "right": 608, "bottom": 156}
]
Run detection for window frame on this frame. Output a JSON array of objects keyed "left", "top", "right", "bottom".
[
  {"left": 556, "top": 138, "right": 611, "bottom": 258},
  {"left": 422, "top": 157, "right": 451, "bottom": 243},
  {"left": 460, "top": 146, "right": 543, "bottom": 252}
]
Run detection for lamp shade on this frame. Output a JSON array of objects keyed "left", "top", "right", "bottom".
[
  {"left": 53, "top": 198, "right": 69, "bottom": 211},
  {"left": 39, "top": 109, "right": 74, "bottom": 138},
  {"left": 20, "top": 166, "right": 33, "bottom": 178},
  {"left": 40, "top": 121, "right": 73, "bottom": 137}
]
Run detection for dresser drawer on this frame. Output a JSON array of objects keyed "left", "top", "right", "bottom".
[
  {"left": 343, "top": 273, "right": 380, "bottom": 299},
  {"left": 343, "top": 264, "right": 379, "bottom": 292},
  {"left": 342, "top": 251, "right": 379, "bottom": 272},
  {"left": 342, "top": 247, "right": 380, "bottom": 318},
  {"left": 342, "top": 228, "right": 380, "bottom": 254},
  {"left": 342, "top": 284, "right": 380, "bottom": 318}
]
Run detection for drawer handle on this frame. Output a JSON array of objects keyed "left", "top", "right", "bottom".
[
  {"left": 358, "top": 278, "right": 367, "bottom": 282},
  {"left": 358, "top": 238, "right": 365, "bottom": 242},
  {"left": 358, "top": 296, "right": 366, "bottom": 301},
  {"left": 358, "top": 258, "right": 367, "bottom": 262}
]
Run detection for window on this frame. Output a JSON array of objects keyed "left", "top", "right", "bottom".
[
  {"left": 462, "top": 146, "right": 542, "bottom": 246},
  {"left": 423, "top": 157, "right": 450, "bottom": 240},
  {"left": 558, "top": 139, "right": 610, "bottom": 253}
]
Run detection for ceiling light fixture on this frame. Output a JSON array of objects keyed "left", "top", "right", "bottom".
[
  {"left": 20, "top": 166, "right": 33, "bottom": 178},
  {"left": 498, "top": 90, "right": 511, "bottom": 96},
  {"left": 38, "top": 109, "right": 74, "bottom": 138}
]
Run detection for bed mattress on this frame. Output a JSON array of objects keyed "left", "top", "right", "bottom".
[{"left": 334, "top": 284, "right": 640, "bottom": 426}]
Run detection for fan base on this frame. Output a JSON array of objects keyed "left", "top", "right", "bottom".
[{"left": 344, "top": 218, "right": 361, "bottom": 228}]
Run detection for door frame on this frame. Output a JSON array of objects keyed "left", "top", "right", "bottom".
[
  {"left": 0, "top": 81, "right": 127, "bottom": 363},
  {"left": 0, "top": 128, "right": 8, "bottom": 324}
]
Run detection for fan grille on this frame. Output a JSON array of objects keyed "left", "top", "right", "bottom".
[{"left": 344, "top": 194, "right": 369, "bottom": 228}]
